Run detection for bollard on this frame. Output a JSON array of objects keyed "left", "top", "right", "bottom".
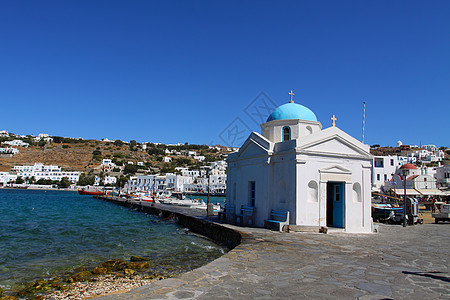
[{"left": 207, "top": 203, "right": 214, "bottom": 217}]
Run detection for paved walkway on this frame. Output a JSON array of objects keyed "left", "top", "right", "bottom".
[{"left": 97, "top": 220, "right": 450, "bottom": 300}]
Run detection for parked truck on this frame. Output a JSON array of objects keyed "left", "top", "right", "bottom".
[{"left": 432, "top": 202, "right": 450, "bottom": 223}]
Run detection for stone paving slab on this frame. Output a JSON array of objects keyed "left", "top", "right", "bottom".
[{"left": 96, "top": 221, "right": 450, "bottom": 300}]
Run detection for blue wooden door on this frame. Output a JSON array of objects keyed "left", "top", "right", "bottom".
[{"left": 332, "top": 183, "right": 345, "bottom": 228}]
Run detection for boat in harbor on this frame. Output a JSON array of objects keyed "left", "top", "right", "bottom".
[
  {"left": 78, "top": 189, "right": 105, "bottom": 196},
  {"left": 372, "top": 203, "right": 403, "bottom": 223}
]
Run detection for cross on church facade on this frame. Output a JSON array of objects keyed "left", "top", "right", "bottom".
[
  {"left": 289, "top": 90, "right": 295, "bottom": 103},
  {"left": 331, "top": 115, "right": 337, "bottom": 127}
]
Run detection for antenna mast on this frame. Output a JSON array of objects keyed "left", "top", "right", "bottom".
[{"left": 362, "top": 101, "right": 366, "bottom": 144}]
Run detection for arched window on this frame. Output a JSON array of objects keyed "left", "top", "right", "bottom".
[
  {"left": 307, "top": 180, "right": 318, "bottom": 203},
  {"left": 353, "top": 182, "right": 362, "bottom": 203},
  {"left": 282, "top": 126, "right": 291, "bottom": 141}
]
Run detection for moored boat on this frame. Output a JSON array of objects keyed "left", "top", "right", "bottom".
[{"left": 78, "top": 189, "right": 104, "bottom": 196}]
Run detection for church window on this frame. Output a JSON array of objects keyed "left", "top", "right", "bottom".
[
  {"left": 307, "top": 180, "right": 318, "bottom": 203},
  {"left": 248, "top": 181, "right": 256, "bottom": 206},
  {"left": 353, "top": 183, "right": 362, "bottom": 203},
  {"left": 306, "top": 126, "right": 313, "bottom": 135},
  {"left": 282, "top": 126, "right": 291, "bottom": 141}
]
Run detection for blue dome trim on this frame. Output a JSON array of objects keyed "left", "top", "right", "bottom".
[{"left": 266, "top": 103, "right": 317, "bottom": 122}]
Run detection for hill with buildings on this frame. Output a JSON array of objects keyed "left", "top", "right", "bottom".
[{"left": 0, "top": 131, "right": 229, "bottom": 176}]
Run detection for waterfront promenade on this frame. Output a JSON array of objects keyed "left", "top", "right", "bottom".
[{"left": 91, "top": 200, "right": 449, "bottom": 300}]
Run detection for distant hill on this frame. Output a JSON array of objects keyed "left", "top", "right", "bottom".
[{"left": 0, "top": 137, "right": 228, "bottom": 174}]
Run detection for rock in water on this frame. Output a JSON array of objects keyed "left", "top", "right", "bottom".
[
  {"left": 127, "top": 262, "right": 150, "bottom": 270},
  {"left": 92, "top": 267, "right": 108, "bottom": 275},
  {"left": 130, "top": 256, "right": 148, "bottom": 262},
  {"left": 70, "top": 271, "right": 93, "bottom": 282},
  {"left": 101, "top": 259, "right": 128, "bottom": 271},
  {"left": 123, "top": 269, "right": 135, "bottom": 276}
]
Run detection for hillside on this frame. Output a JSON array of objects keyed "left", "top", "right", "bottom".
[{"left": 0, "top": 138, "right": 227, "bottom": 174}]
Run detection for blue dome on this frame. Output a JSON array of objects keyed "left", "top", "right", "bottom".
[{"left": 266, "top": 102, "right": 318, "bottom": 122}]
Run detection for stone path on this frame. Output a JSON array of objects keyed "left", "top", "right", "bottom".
[{"left": 97, "top": 221, "right": 450, "bottom": 300}]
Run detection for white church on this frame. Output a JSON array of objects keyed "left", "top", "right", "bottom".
[{"left": 226, "top": 91, "right": 373, "bottom": 233}]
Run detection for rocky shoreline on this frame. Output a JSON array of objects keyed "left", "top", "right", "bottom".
[
  {"left": 45, "top": 273, "right": 159, "bottom": 300},
  {"left": 1, "top": 257, "right": 172, "bottom": 300}
]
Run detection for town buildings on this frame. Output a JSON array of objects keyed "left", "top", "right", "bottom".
[{"left": 125, "top": 161, "right": 227, "bottom": 194}]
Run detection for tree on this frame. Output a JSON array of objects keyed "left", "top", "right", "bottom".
[
  {"left": 15, "top": 177, "right": 24, "bottom": 184},
  {"left": 78, "top": 174, "right": 95, "bottom": 186},
  {"left": 115, "top": 175, "right": 128, "bottom": 188},
  {"left": 123, "top": 164, "right": 138, "bottom": 175},
  {"left": 114, "top": 140, "right": 123, "bottom": 147},
  {"left": 58, "top": 177, "right": 72, "bottom": 188},
  {"left": 53, "top": 136, "right": 63, "bottom": 143},
  {"left": 129, "top": 140, "right": 137, "bottom": 151}
]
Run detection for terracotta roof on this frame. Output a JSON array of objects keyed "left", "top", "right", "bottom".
[
  {"left": 407, "top": 175, "right": 419, "bottom": 180},
  {"left": 400, "top": 163, "right": 418, "bottom": 170}
]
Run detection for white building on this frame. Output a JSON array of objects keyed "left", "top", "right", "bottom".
[
  {"left": 227, "top": 96, "right": 373, "bottom": 233},
  {"left": 372, "top": 155, "right": 403, "bottom": 191},
  {"left": 95, "top": 175, "right": 117, "bottom": 186},
  {"left": 194, "top": 155, "right": 205, "bottom": 162},
  {"left": 34, "top": 134, "right": 53, "bottom": 143},
  {"left": 163, "top": 156, "right": 172, "bottom": 163},
  {"left": 422, "top": 144, "right": 437, "bottom": 152},
  {"left": 12, "top": 163, "right": 80, "bottom": 183},
  {"left": 0, "top": 130, "right": 9, "bottom": 137},
  {"left": 3, "top": 140, "right": 29, "bottom": 147},
  {"left": 435, "top": 165, "right": 450, "bottom": 188},
  {"left": 0, "top": 147, "right": 20, "bottom": 155},
  {"left": 0, "top": 172, "right": 17, "bottom": 187},
  {"left": 166, "top": 173, "right": 193, "bottom": 192}
]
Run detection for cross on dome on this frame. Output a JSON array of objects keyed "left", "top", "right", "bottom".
[{"left": 288, "top": 90, "right": 295, "bottom": 103}]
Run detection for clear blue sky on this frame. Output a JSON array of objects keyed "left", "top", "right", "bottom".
[{"left": 1, "top": 1, "right": 449, "bottom": 147}]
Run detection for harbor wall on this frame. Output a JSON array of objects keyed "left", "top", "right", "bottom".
[{"left": 93, "top": 196, "right": 241, "bottom": 250}]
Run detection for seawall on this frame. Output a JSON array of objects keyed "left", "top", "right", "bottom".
[{"left": 93, "top": 195, "right": 241, "bottom": 250}]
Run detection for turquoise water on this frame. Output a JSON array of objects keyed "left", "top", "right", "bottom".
[{"left": 0, "top": 189, "right": 226, "bottom": 293}]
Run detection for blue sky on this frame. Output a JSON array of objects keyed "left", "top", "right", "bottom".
[{"left": 1, "top": 1, "right": 449, "bottom": 147}]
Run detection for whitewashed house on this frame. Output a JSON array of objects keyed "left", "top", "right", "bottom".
[
  {"left": 3, "top": 140, "right": 29, "bottom": 147},
  {"left": 227, "top": 95, "right": 373, "bottom": 233},
  {"left": 372, "top": 155, "right": 404, "bottom": 191},
  {"left": 0, "top": 172, "right": 17, "bottom": 186},
  {"left": 0, "top": 147, "right": 20, "bottom": 156},
  {"left": 436, "top": 165, "right": 450, "bottom": 188}
]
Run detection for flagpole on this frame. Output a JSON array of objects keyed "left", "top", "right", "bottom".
[{"left": 362, "top": 101, "right": 366, "bottom": 143}]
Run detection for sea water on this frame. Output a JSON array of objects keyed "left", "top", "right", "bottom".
[{"left": 0, "top": 189, "right": 226, "bottom": 292}]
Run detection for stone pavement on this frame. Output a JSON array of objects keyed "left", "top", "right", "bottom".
[{"left": 98, "top": 222, "right": 450, "bottom": 300}]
